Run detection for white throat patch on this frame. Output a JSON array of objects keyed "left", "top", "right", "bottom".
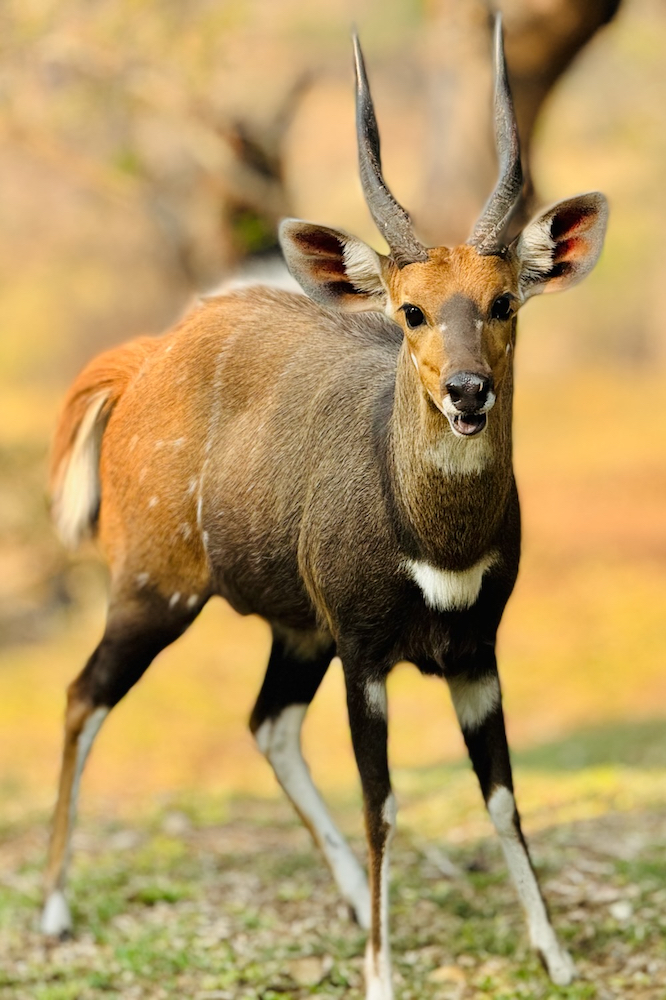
[
  {"left": 405, "top": 552, "right": 496, "bottom": 611},
  {"left": 426, "top": 430, "right": 492, "bottom": 477}
]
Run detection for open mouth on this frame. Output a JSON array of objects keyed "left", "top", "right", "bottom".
[{"left": 450, "top": 413, "right": 487, "bottom": 437}]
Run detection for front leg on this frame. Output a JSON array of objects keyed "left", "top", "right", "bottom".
[
  {"left": 447, "top": 660, "right": 576, "bottom": 986},
  {"left": 344, "top": 665, "right": 395, "bottom": 1000}
]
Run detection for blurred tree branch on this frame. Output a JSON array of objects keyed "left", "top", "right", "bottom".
[
  {"left": 416, "top": 0, "right": 623, "bottom": 245},
  {"left": 0, "top": 0, "right": 621, "bottom": 293}
]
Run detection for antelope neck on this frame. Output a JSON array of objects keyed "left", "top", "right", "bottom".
[{"left": 388, "top": 342, "right": 514, "bottom": 569}]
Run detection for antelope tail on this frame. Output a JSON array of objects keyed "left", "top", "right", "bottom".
[{"left": 49, "top": 337, "right": 158, "bottom": 548}]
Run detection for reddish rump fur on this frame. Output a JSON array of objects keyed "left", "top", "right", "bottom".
[{"left": 50, "top": 336, "right": 159, "bottom": 497}]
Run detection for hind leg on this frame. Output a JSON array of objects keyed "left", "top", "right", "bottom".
[
  {"left": 42, "top": 590, "right": 202, "bottom": 937},
  {"left": 250, "top": 627, "right": 370, "bottom": 928}
]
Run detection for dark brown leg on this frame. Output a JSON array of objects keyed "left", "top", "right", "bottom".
[
  {"left": 447, "top": 658, "right": 575, "bottom": 986},
  {"left": 42, "top": 594, "right": 200, "bottom": 937},
  {"left": 344, "top": 664, "right": 394, "bottom": 1000}
]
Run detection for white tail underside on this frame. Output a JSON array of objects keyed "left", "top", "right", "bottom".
[{"left": 51, "top": 393, "right": 109, "bottom": 549}]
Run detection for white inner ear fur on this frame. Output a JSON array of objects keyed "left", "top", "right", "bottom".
[
  {"left": 515, "top": 193, "right": 608, "bottom": 302},
  {"left": 516, "top": 215, "right": 555, "bottom": 294},
  {"left": 342, "top": 238, "right": 385, "bottom": 296}
]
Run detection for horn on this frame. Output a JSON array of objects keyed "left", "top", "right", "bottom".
[
  {"left": 353, "top": 33, "right": 428, "bottom": 267},
  {"left": 468, "top": 14, "right": 523, "bottom": 254}
]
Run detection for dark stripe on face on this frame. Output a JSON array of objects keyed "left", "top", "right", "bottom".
[{"left": 437, "top": 294, "right": 489, "bottom": 377}]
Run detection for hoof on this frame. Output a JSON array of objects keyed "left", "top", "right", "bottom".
[
  {"left": 541, "top": 945, "right": 577, "bottom": 986},
  {"left": 41, "top": 891, "right": 72, "bottom": 939}
]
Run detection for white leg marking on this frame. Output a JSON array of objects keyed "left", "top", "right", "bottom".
[
  {"left": 364, "top": 680, "right": 388, "bottom": 719},
  {"left": 255, "top": 706, "right": 370, "bottom": 928},
  {"left": 487, "top": 787, "right": 576, "bottom": 986},
  {"left": 405, "top": 553, "right": 496, "bottom": 611},
  {"left": 448, "top": 674, "right": 500, "bottom": 731},
  {"left": 41, "top": 707, "right": 109, "bottom": 937},
  {"left": 69, "top": 708, "right": 109, "bottom": 840},
  {"left": 40, "top": 889, "right": 72, "bottom": 937},
  {"left": 365, "top": 792, "right": 396, "bottom": 1000}
]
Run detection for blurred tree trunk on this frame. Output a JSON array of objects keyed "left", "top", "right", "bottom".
[{"left": 416, "top": 0, "right": 622, "bottom": 246}]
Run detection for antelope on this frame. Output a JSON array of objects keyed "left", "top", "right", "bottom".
[{"left": 43, "top": 18, "right": 607, "bottom": 998}]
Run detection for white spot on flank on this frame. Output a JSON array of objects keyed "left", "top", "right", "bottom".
[
  {"left": 487, "top": 786, "right": 576, "bottom": 985},
  {"left": 172, "top": 437, "right": 185, "bottom": 447},
  {"left": 255, "top": 705, "right": 370, "bottom": 928},
  {"left": 180, "top": 522, "right": 192, "bottom": 539},
  {"left": 448, "top": 673, "right": 500, "bottom": 730},
  {"left": 154, "top": 440, "right": 164, "bottom": 450},
  {"left": 148, "top": 496, "right": 158, "bottom": 508},
  {"left": 165, "top": 343, "right": 173, "bottom": 353},
  {"left": 135, "top": 572, "right": 150, "bottom": 589},
  {"left": 202, "top": 530, "right": 210, "bottom": 550},
  {"left": 186, "top": 594, "right": 198, "bottom": 609},
  {"left": 187, "top": 477, "right": 198, "bottom": 495},
  {"left": 169, "top": 592, "right": 181, "bottom": 608},
  {"left": 365, "top": 680, "right": 388, "bottom": 719},
  {"left": 406, "top": 553, "right": 496, "bottom": 611}
]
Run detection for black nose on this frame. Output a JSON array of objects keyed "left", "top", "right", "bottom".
[{"left": 445, "top": 371, "right": 493, "bottom": 412}]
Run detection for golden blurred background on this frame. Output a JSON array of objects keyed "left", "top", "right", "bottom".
[{"left": 0, "top": 0, "right": 665, "bottom": 841}]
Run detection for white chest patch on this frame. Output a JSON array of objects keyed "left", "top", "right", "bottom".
[{"left": 405, "top": 553, "right": 496, "bottom": 611}]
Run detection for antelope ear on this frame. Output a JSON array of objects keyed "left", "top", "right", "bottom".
[
  {"left": 279, "top": 220, "right": 388, "bottom": 312},
  {"left": 513, "top": 192, "right": 608, "bottom": 300}
]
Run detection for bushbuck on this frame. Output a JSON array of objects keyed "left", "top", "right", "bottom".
[{"left": 44, "top": 17, "right": 607, "bottom": 998}]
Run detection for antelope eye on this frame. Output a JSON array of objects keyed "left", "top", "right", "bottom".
[
  {"left": 490, "top": 294, "right": 513, "bottom": 322},
  {"left": 402, "top": 304, "right": 425, "bottom": 329}
]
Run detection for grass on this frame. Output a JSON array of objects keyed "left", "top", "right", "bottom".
[
  {"left": 2, "top": 719, "right": 666, "bottom": 998},
  {"left": 1, "top": 793, "right": 665, "bottom": 999}
]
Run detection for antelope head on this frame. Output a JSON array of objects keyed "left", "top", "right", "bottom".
[{"left": 280, "top": 17, "right": 608, "bottom": 439}]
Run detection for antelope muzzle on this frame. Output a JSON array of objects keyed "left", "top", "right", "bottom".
[{"left": 443, "top": 371, "right": 495, "bottom": 437}]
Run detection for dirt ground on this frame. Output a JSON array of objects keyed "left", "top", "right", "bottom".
[{"left": 1, "top": 797, "right": 665, "bottom": 999}]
